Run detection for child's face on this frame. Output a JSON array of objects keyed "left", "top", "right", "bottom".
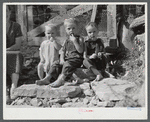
[
  {"left": 45, "top": 28, "right": 56, "bottom": 40},
  {"left": 65, "top": 23, "right": 78, "bottom": 36},
  {"left": 86, "top": 25, "right": 98, "bottom": 41}
]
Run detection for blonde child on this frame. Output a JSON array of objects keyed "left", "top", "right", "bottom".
[
  {"left": 83, "top": 22, "right": 108, "bottom": 81},
  {"left": 36, "top": 24, "right": 62, "bottom": 85},
  {"left": 49, "top": 18, "right": 84, "bottom": 87}
]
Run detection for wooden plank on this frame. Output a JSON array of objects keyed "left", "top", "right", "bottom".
[
  {"left": 16, "top": 5, "right": 28, "bottom": 41},
  {"left": 7, "top": 51, "right": 21, "bottom": 54},
  {"left": 129, "top": 14, "right": 145, "bottom": 29},
  {"left": 27, "top": 6, "right": 34, "bottom": 31},
  {"left": 90, "top": 5, "right": 97, "bottom": 22},
  {"left": 27, "top": 5, "right": 93, "bottom": 38},
  {"left": 107, "top": 5, "right": 116, "bottom": 39}
]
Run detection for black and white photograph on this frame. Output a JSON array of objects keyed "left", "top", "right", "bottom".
[{"left": 3, "top": 2, "right": 147, "bottom": 119}]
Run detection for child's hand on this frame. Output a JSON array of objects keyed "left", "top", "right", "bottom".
[
  {"left": 98, "top": 52, "right": 102, "bottom": 58},
  {"left": 89, "top": 53, "right": 97, "bottom": 59},
  {"left": 50, "top": 37, "right": 54, "bottom": 42},
  {"left": 60, "top": 59, "right": 65, "bottom": 65},
  {"left": 69, "top": 34, "right": 76, "bottom": 42}
]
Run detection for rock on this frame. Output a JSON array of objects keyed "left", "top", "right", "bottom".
[
  {"left": 30, "top": 98, "right": 39, "bottom": 107},
  {"left": 13, "top": 84, "right": 39, "bottom": 97},
  {"left": 55, "top": 99, "right": 68, "bottom": 104},
  {"left": 88, "top": 102, "right": 96, "bottom": 107},
  {"left": 132, "top": 82, "right": 145, "bottom": 107},
  {"left": 48, "top": 98, "right": 67, "bottom": 104},
  {"left": 62, "top": 102, "right": 72, "bottom": 108},
  {"left": 42, "top": 98, "right": 49, "bottom": 107},
  {"left": 115, "top": 97, "right": 138, "bottom": 107},
  {"left": 66, "top": 97, "right": 72, "bottom": 102},
  {"left": 14, "top": 84, "right": 82, "bottom": 99},
  {"left": 11, "top": 98, "right": 25, "bottom": 105},
  {"left": 71, "top": 98, "right": 79, "bottom": 103},
  {"left": 115, "top": 101, "right": 124, "bottom": 107},
  {"left": 11, "top": 97, "right": 20, "bottom": 105},
  {"left": 106, "top": 101, "right": 116, "bottom": 107},
  {"left": 83, "top": 98, "right": 89, "bottom": 105},
  {"left": 47, "top": 101, "right": 53, "bottom": 107},
  {"left": 97, "top": 102, "right": 108, "bottom": 107},
  {"left": 80, "top": 82, "right": 94, "bottom": 96},
  {"left": 83, "top": 89, "right": 94, "bottom": 97},
  {"left": 67, "top": 86, "right": 82, "bottom": 98},
  {"left": 16, "top": 98, "right": 26, "bottom": 105},
  {"left": 79, "top": 83, "right": 90, "bottom": 90},
  {"left": 89, "top": 96, "right": 97, "bottom": 105},
  {"left": 91, "top": 78, "right": 136, "bottom": 101},
  {"left": 38, "top": 100, "right": 43, "bottom": 107},
  {"left": 62, "top": 102, "right": 87, "bottom": 108},
  {"left": 72, "top": 102, "right": 87, "bottom": 107},
  {"left": 51, "top": 103, "right": 62, "bottom": 108},
  {"left": 24, "top": 97, "right": 32, "bottom": 105},
  {"left": 135, "top": 33, "right": 145, "bottom": 42}
]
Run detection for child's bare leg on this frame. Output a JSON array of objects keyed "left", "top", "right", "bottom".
[
  {"left": 36, "top": 73, "right": 52, "bottom": 85},
  {"left": 37, "top": 63, "right": 44, "bottom": 80},
  {"left": 50, "top": 74, "right": 65, "bottom": 87},
  {"left": 90, "top": 67, "right": 103, "bottom": 81},
  {"left": 83, "top": 59, "right": 103, "bottom": 81}
]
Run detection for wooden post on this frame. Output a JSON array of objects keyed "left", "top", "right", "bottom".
[
  {"left": 121, "top": 5, "right": 135, "bottom": 51},
  {"left": 27, "top": 6, "right": 34, "bottom": 32},
  {"left": 91, "top": 5, "right": 97, "bottom": 22},
  {"left": 107, "top": 5, "right": 116, "bottom": 39},
  {"left": 16, "top": 5, "right": 28, "bottom": 42}
]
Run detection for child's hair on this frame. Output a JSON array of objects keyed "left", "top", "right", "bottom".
[
  {"left": 85, "top": 22, "right": 98, "bottom": 30},
  {"left": 64, "top": 18, "right": 78, "bottom": 27},
  {"left": 45, "top": 24, "right": 57, "bottom": 31}
]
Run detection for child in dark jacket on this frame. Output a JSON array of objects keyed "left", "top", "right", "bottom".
[{"left": 83, "top": 22, "right": 109, "bottom": 81}]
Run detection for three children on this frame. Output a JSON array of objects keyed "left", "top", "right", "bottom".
[{"left": 36, "top": 18, "right": 109, "bottom": 87}]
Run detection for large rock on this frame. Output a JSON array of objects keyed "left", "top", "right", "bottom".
[
  {"left": 91, "top": 78, "right": 136, "bottom": 101},
  {"left": 13, "top": 84, "right": 39, "bottom": 97},
  {"left": 13, "top": 84, "right": 82, "bottom": 99}
]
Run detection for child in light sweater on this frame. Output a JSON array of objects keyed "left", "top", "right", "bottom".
[{"left": 36, "top": 24, "right": 62, "bottom": 85}]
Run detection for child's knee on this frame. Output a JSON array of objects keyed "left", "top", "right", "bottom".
[{"left": 38, "top": 63, "right": 44, "bottom": 69}]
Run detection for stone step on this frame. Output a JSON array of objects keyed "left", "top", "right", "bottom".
[{"left": 13, "top": 84, "right": 82, "bottom": 99}]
